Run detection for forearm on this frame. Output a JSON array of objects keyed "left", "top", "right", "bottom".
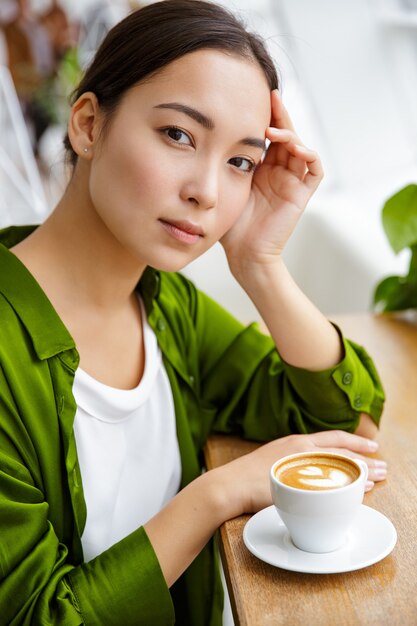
[
  {"left": 234, "top": 258, "right": 343, "bottom": 371},
  {"left": 355, "top": 412, "right": 378, "bottom": 439},
  {"left": 144, "top": 469, "right": 230, "bottom": 588}
]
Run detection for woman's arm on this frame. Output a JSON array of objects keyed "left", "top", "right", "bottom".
[
  {"left": 355, "top": 412, "right": 379, "bottom": 439},
  {"left": 145, "top": 429, "right": 385, "bottom": 588},
  {"left": 221, "top": 91, "right": 341, "bottom": 371},
  {"left": 233, "top": 258, "right": 343, "bottom": 370},
  {"left": 0, "top": 449, "right": 175, "bottom": 625}
]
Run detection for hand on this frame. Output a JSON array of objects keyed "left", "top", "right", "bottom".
[
  {"left": 221, "top": 90, "right": 323, "bottom": 274},
  {"left": 215, "top": 430, "right": 387, "bottom": 520}
]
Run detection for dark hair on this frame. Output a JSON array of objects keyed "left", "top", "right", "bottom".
[{"left": 64, "top": 0, "right": 279, "bottom": 165}]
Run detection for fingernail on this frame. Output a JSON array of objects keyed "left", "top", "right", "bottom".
[
  {"left": 374, "top": 468, "right": 387, "bottom": 479},
  {"left": 368, "top": 440, "right": 379, "bottom": 451},
  {"left": 365, "top": 480, "right": 374, "bottom": 492}
]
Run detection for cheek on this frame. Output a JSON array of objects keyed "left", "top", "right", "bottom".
[{"left": 89, "top": 139, "right": 174, "bottom": 213}]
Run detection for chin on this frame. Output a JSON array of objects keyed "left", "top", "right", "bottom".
[
  {"left": 150, "top": 257, "right": 193, "bottom": 274},
  {"left": 148, "top": 246, "right": 208, "bottom": 274}
]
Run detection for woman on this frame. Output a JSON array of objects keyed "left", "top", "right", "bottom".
[{"left": 0, "top": 1, "right": 386, "bottom": 624}]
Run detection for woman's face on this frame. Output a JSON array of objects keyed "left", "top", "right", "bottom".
[{"left": 87, "top": 49, "right": 271, "bottom": 272}]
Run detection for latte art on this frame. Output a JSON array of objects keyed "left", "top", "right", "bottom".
[
  {"left": 275, "top": 455, "right": 360, "bottom": 491},
  {"left": 287, "top": 464, "right": 353, "bottom": 489}
]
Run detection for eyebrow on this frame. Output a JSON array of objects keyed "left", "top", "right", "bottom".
[{"left": 154, "top": 102, "right": 266, "bottom": 150}]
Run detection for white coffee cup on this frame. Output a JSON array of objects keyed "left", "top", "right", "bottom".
[{"left": 270, "top": 451, "right": 368, "bottom": 553}]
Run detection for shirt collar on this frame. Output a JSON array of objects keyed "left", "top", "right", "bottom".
[
  {"left": 0, "top": 225, "right": 161, "bottom": 361},
  {"left": 0, "top": 226, "right": 76, "bottom": 360},
  {"left": 138, "top": 265, "right": 161, "bottom": 313}
]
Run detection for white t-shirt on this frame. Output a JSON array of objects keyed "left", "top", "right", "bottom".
[{"left": 73, "top": 301, "right": 181, "bottom": 562}]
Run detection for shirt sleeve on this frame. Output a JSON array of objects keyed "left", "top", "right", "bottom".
[
  {"left": 0, "top": 449, "right": 174, "bottom": 625},
  {"left": 190, "top": 284, "right": 385, "bottom": 441}
]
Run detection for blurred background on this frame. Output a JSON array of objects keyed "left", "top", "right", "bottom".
[{"left": 1, "top": 0, "right": 416, "bottom": 322}]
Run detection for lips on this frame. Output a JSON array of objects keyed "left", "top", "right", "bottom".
[
  {"left": 159, "top": 219, "right": 205, "bottom": 237},
  {"left": 158, "top": 218, "right": 205, "bottom": 245}
]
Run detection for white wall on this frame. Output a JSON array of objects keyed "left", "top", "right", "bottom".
[{"left": 184, "top": 0, "right": 417, "bottom": 320}]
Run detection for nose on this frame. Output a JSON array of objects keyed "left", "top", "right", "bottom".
[{"left": 180, "top": 160, "right": 218, "bottom": 210}]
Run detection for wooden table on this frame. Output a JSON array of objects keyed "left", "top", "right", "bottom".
[{"left": 204, "top": 313, "right": 417, "bottom": 626}]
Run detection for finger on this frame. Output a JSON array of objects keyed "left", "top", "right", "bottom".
[
  {"left": 265, "top": 130, "right": 323, "bottom": 185},
  {"left": 264, "top": 128, "right": 308, "bottom": 177},
  {"left": 263, "top": 128, "right": 296, "bottom": 168},
  {"left": 290, "top": 145, "right": 323, "bottom": 188},
  {"left": 268, "top": 93, "right": 323, "bottom": 184},
  {"left": 365, "top": 481, "right": 375, "bottom": 493},
  {"left": 269, "top": 137, "right": 323, "bottom": 182},
  {"left": 323, "top": 448, "right": 388, "bottom": 483},
  {"left": 310, "top": 429, "right": 379, "bottom": 454},
  {"left": 302, "top": 149, "right": 324, "bottom": 190},
  {"left": 266, "top": 127, "right": 301, "bottom": 144},
  {"left": 270, "top": 90, "right": 295, "bottom": 132},
  {"left": 264, "top": 128, "right": 301, "bottom": 159},
  {"left": 359, "top": 455, "right": 387, "bottom": 483},
  {"left": 368, "top": 466, "right": 387, "bottom": 483}
]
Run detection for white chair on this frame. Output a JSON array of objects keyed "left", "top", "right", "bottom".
[{"left": 0, "top": 64, "right": 49, "bottom": 227}]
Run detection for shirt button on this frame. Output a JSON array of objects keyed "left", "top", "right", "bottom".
[
  {"left": 342, "top": 372, "right": 353, "bottom": 385},
  {"left": 354, "top": 395, "right": 362, "bottom": 408},
  {"left": 157, "top": 319, "right": 166, "bottom": 331}
]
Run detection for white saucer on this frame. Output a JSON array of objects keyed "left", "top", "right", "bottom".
[{"left": 243, "top": 504, "right": 397, "bottom": 574}]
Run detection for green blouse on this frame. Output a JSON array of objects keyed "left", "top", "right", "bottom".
[{"left": 0, "top": 226, "right": 384, "bottom": 625}]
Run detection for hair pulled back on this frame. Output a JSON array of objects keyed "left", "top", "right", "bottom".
[{"left": 64, "top": 0, "right": 279, "bottom": 165}]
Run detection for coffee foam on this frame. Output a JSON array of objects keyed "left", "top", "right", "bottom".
[{"left": 275, "top": 455, "right": 359, "bottom": 491}]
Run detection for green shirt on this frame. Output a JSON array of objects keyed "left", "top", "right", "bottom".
[{"left": 0, "top": 225, "right": 384, "bottom": 625}]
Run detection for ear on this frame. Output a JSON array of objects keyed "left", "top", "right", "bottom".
[{"left": 67, "top": 92, "right": 101, "bottom": 159}]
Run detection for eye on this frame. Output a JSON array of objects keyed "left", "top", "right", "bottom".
[
  {"left": 228, "top": 156, "right": 256, "bottom": 173},
  {"left": 162, "top": 126, "right": 193, "bottom": 146}
]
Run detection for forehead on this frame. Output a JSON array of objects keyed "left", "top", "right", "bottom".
[{"left": 125, "top": 49, "right": 272, "bottom": 132}]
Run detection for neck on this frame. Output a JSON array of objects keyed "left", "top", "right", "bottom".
[{"left": 11, "top": 166, "right": 147, "bottom": 313}]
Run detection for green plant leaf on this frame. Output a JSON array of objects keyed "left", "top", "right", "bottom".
[
  {"left": 382, "top": 184, "right": 417, "bottom": 253},
  {"left": 373, "top": 274, "right": 417, "bottom": 312},
  {"left": 408, "top": 244, "right": 417, "bottom": 281}
]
